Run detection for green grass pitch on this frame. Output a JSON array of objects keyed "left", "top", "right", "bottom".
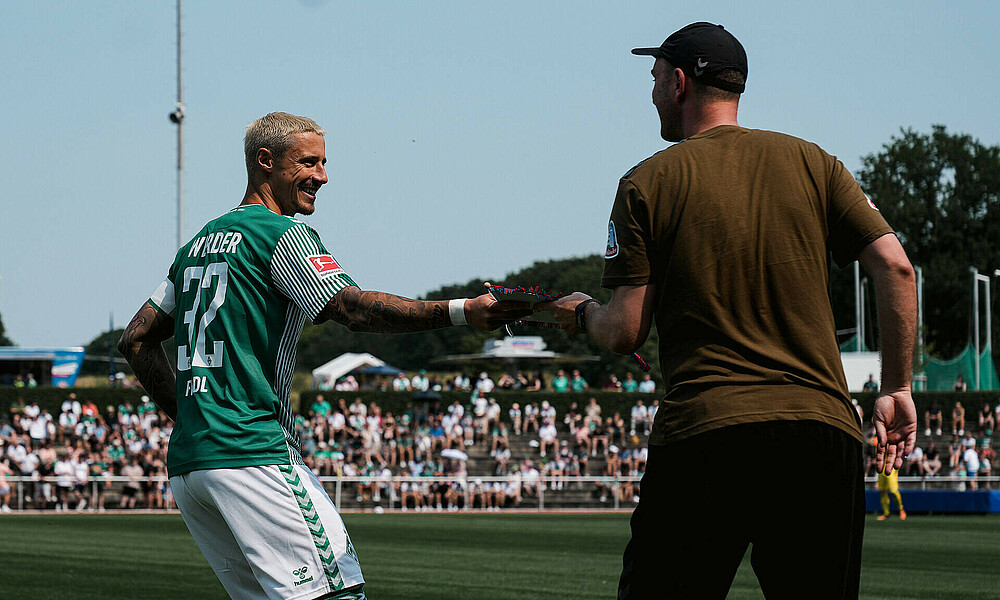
[{"left": 0, "top": 513, "right": 998, "bottom": 599}]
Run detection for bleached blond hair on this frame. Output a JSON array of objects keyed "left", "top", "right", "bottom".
[{"left": 244, "top": 112, "right": 325, "bottom": 178}]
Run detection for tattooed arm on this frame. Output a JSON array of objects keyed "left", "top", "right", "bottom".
[
  {"left": 316, "top": 285, "right": 531, "bottom": 332},
  {"left": 117, "top": 302, "right": 178, "bottom": 421}
]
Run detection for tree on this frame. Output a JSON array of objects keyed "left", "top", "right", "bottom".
[
  {"left": 856, "top": 125, "right": 1000, "bottom": 367},
  {"left": 0, "top": 312, "right": 14, "bottom": 346}
]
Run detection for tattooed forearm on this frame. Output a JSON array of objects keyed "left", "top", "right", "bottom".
[
  {"left": 319, "top": 287, "right": 451, "bottom": 333},
  {"left": 118, "top": 302, "right": 178, "bottom": 421}
]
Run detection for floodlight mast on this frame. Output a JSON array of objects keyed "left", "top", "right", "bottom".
[{"left": 169, "top": 0, "right": 185, "bottom": 250}]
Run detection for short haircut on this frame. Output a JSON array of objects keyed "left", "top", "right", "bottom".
[
  {"left": 694, "top": 68, "right": 745, "bottom": 102},
  {"left": 244, "top": 112, "right": 326, "bottom": 178}
]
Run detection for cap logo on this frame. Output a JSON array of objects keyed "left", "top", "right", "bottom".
[{"left": 694, "top": 58, "right": 708, "bottom": 76}]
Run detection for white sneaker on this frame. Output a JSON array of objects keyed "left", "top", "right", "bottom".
[
  {"left": 936, "top": 429, "right": 942, "bottom": 436},
  {"left": 925, "top": 428, "right": 931, "bottom": 436},
  {"left": 1, "top": 505, "right": 11, "bottom": 513}
]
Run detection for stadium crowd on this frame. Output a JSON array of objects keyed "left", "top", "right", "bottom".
[{"left": 1, "top": 373, "right": 998, "bottom": 512}]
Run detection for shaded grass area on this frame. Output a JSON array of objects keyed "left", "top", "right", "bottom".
[{"left": 0, "top": 513, "right": 997, "bottom": 599}]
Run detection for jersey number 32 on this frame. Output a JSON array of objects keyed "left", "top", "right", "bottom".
[{"left": 177, "top": 262, "right": 229, "bottom": 371}]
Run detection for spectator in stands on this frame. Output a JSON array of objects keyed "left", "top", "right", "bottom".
[
  {"left": 493, "top": 443, "right": 511, "bottom": 475},
  {"left": 487, "top": 398, "right": 502, "bottom": 431},
  {"left": 948, "top": 435, "right": 963, "bottom": 471},
  {"left": 119, "top": 456, "right": 144, "bottom": 509},
  {"left": 604, "top": 374, "right": 623, "bottom": 392},
  {"left": 979, "top": 401, "right": 995, "bottom": 435},
  {"left": 524, "top": 402, "right": 540, "bottom": 434},
  {"left": 862, "top": 374, "right": 878, "bottom": 392},
  {"left": 8, "top": 397, "right": 27, "bottom": 417},
  {"left": 310, "top": 394, "right": 332, "bottom": 419},
  {"left": 526, "top": 372, "right": 544, "bottom": 391},
  {"left": 392, "top": 372, "right": 411, "bottom": 392},
  {"left": 497, "top": 372, "right": 518, "bottom": 390},
  {"left": 904, "top": 444, "right": 924, "bottom": 476},
  {"left": 611, "top": 413, "right": 628, "bottom": 446},
  {"left": 57, "top": 405, "right": 78, "bottom": 444},
  {"left": 520, "top": 459, "right": 540, "bottom": 498},
  {"left": 516, "top": 372, "right": 529, "bottom": 389},
  {"left": 963, "top": 442, "right": 980, "bottom": 491},
  {"left": 509, "top": 402, "right": 522, "bottom": 436},
  {"left": 475, "top": 372, "right": 495, "bottom": 395},
  {"left": 491, "top": 422, "right": 510, "bottom": 456},
  {"left": 953, "top": 374, "right": 967, "bottom": 392},
  {"left": 570, "top": 370, "right": 589, "bottom": 392},
  {"left": 638, "top": 373, "right": 656, "bottom": 393},
  {"left": 563, "top": 402, "right": 582, "bottom": 435},
  {"left": 590, "top": 419, "right": 610, "bottom": 457},
  {"left": 540, "top": 400, "right": 556, "bottom": 424},
  {"left": 952, "top": 401, "right": 966, "bottom": 436},
  {"left": 584, "top": 397, "right": 602, "bottom": 428},
  {"left": 53, "top": 451, "right": 74, "bottom": 511},
  {"left": 539, "top": 419, "right": 558, "bottom": 457},
  {"left": 922, "top": 442, "right": 942, "bottom": 477},
  {"left": 552, "top": 369, "right": 570, "bottom": 392},
  {"left": 620, "top": 372, "right": 640, "bottom": 393},
  {"left": 630, "top": 399, "right": 648, "bottom": 437},
  {"left": 923, "top": 401, "right": 942, "bottom": 437},
  {"left": 411, "top": 369, "right": 429, "bottom": 392}
]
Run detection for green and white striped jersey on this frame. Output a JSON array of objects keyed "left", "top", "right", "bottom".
[{"left": 148, "top": 204, "right": 356, "bottom": 476}]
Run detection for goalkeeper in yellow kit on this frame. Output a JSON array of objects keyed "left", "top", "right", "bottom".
[{"left": 876, "top": 468, "right": 906, "bottom": 521}]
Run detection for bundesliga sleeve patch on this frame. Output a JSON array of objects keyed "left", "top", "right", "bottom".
[
  {"left": 307, "top": 255, "right": 344, "bottom": 276},
  {"left": 605, "top": 221, "right": 619, "bottom": 259}
]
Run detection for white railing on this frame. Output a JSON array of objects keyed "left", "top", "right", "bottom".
[{"left": 2, "top": 474, "right": 997, "bottom": 512}]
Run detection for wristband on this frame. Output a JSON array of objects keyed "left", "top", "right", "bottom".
[{"left": 449, "top": 298, "right": 469, "bottom": 326}]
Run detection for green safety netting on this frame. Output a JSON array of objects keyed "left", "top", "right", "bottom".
[{"left": 921, "top": 343, "right": 999, "bottom": 391}]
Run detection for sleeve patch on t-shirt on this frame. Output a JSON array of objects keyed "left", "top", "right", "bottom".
[
  {"left": 307, "top": 254, "right": 345, "bottom": 276},
  {"left": 605, "top": 221, "right": 620, "bottom": 259},
  {"left": 865, "top": 193, "right": 880, "bottom": 211}
]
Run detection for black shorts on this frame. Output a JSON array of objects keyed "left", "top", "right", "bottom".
[{"left": 619, "top": 420, "right": 865, "bottom": 600}]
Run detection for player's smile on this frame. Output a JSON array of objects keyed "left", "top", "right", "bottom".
[{"left": 272, "top": 132, "right": 328, "bottom": 216}]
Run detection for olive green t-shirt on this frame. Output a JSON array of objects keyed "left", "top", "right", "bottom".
[{"left": 602, "top": 126, "right": 894, "bottom": 445}]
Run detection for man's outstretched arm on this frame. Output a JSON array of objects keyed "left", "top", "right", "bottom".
[
  {"left": 316, "top": 284, "right": 531, "bottom": 332},
  {"left": 117, "top": 302, "right": 178, "bottom": 420},
  {"left": 536, "top": 284, "right": 656, "bottom": 355}
]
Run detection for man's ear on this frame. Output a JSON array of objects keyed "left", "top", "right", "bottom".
[
  {"left": 673, "top": 68, "right": 688, "bottom": 102},
  {"left": 257, "top": 148, "right": 274, "bottom": 173}
]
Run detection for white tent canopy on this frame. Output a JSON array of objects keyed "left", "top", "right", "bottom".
[{"left": 311, "top": 352, "right": 389, "bottom": 385}]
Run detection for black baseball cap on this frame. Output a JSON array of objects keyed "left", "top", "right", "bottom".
[{"left": 632, "top": 22, "right": 748, "bottom": 94}]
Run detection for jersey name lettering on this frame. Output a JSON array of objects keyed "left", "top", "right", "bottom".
[
  {"left": 184, "top": 375, "right": 209, "bottom": 397},
  {"left": 188, "top": 231, "right": 243, "bottom": 258}
]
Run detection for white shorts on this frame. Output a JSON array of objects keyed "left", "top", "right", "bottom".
[{"left": 170, "top": 465, "right": 365, "bottom": 600}]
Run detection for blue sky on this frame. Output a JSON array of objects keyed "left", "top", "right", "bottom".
[{"left": 2, "top": 1, "right": 998, "bottom": 347}]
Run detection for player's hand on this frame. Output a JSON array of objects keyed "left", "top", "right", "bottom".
[
  {"left": 464, "top": 282, "right": 532, "bottom": 331},
  {"left": 873, "top": 389, "right": 917, "bottom": 476},
  {"left": 534, "top": 292, "right": 593, "bottom": 335}
]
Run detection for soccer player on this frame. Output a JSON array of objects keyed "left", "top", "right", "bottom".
[
  {"left": 118, "top": 112, "right": 528, "bottom": 600},
  {"left": 876, "top": 468, "right": 907, "bottom": 521},
  {"left": 540, "top": 23, "right": 917, "bottom": 599}
]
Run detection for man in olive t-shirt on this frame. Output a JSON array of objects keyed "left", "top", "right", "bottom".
[{"left": 541, "top": 22, "right": 917, "bottom": 600}]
